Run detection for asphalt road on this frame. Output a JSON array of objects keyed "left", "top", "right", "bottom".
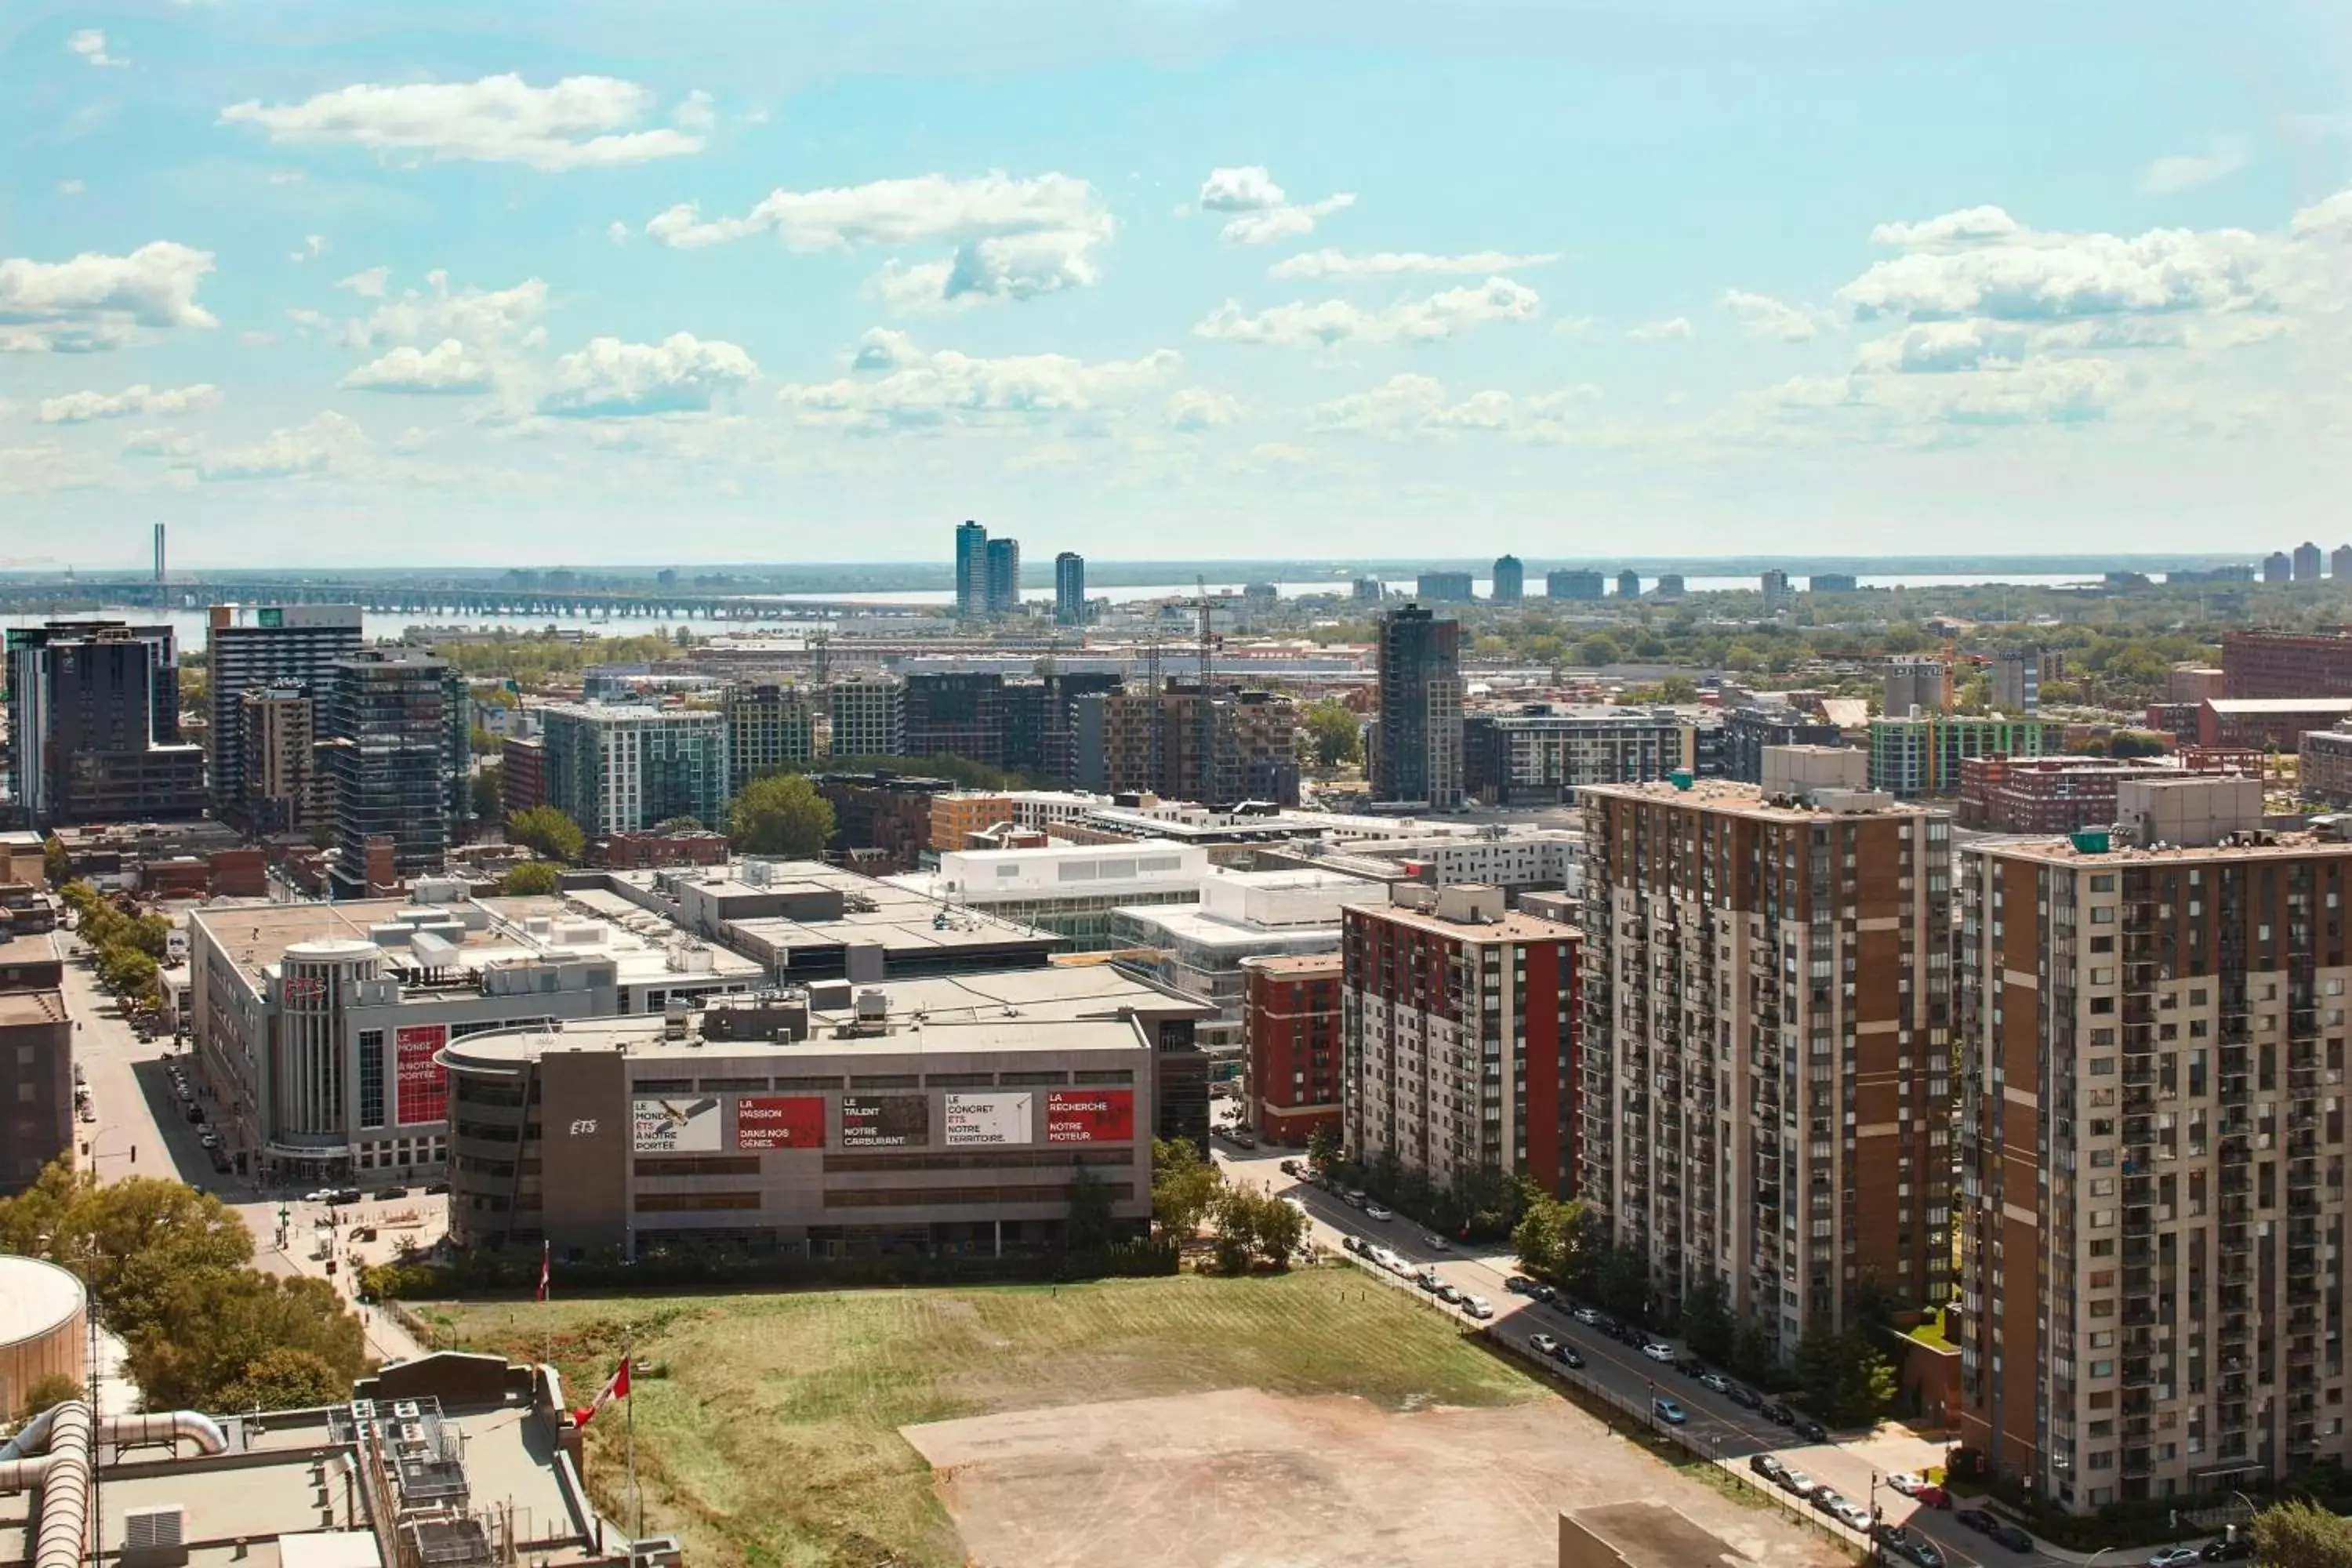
[{"left": 1209, "top": 1134, "right": 2088, "bottom": 1568}]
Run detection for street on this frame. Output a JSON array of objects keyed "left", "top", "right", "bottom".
[
  {"left": 58, "top": 924, "right": 434, "bottom": 1367},
  {"left": 1209, "top": 1134, "right": 2086, "bottom": 1568}
]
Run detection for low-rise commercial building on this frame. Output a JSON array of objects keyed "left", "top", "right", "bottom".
[
  {"left": 1108, "top": 868, "right": 1373, "bottom": 1054},
  {"left": 190, "top": 884, "right": 763, "bottom": 1184},
  {"left": 1342, "top": 884, "right": 1581, "bottom": 1199},
  {"left": 811, "top": 771, "right": 954, "bottom": 873},
  {"left": 446, "top": 1006, "right": 1154, "bottom": 1257},
  {"left": 1956, "top": 754, "right": 2229, "bottom": 833},
  {"left": 1243, "top": 953, "right": 1342, "bottom": 1145},
  {"left": 890, "top": 842, "right": 1209, "bottom": 949},
  {"left": 2302, "top": 724, "right": 2352, "bottom": 809},
  {"left": 2199, "top": 697, "right": 2352, "bottom": 753}
]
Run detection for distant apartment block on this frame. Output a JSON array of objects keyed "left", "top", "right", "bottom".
[
  {"left": 1244, "top": 953, "right": 1344, "bottom": 1146},
  {"left": 1373, "top": 604, "right": 1465, "bottom": 808},
  {"left": 1054, "top": 551, "right": 1087, "bottom": 626},
  {"left": 2222, "top": 630, "right": 2352, "bottom": 700},
  {"left": 1580, "top": 775, "right": 1952, "bottom": 1363},
  {"left": 2300, "top": 725, "right": 2352, "bottom": 810},
  {"left": 539, "top": 702, "right": 729, "bottom": 840},
  {"left": 500, "top": 735, "right": 546, "bottom": 820},
  {"left": 1490, "top": 555, "right": 1524, "bottom": 604},
  {"left": 1719, "top": 706, "right": 1845, "bottom": 786},
  {"left": 1464, "top": 706, "right": 1708, "bottom": 805},
  {"left": 1415, "top": 571, "right": 1475, "bottom": 604},
  {"left": 2200, "top": 697, "right": 2352, "bottom": 752},
  {"left": 722, "top": 682, "right": 816, "bottom": 791},
  {"left": 1867, "top": 714, "right": 2056, "bottom": 797},
  {"left": 1548, "top": 569, "right": 1606, "bottom": 601},
  {"left": 6, "top": 621, "right": 201, "bottom": 830},
  {"left": 828, "top": 676, "right": 906, "bottom": 760},
  {"left": 1810, "top": 573, "right": 1859, "bottom": 593},
  {"left": 205, "top": 603, "right": 365, "bottom": 827},
  {"left": 1957, "top": 754, "right": 2220, "bottom": 834}
]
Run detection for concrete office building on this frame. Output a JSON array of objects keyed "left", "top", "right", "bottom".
[
  {"left": 0, "top": 928, "right": 70, "bottom": 1191},
  {"left": 828, "top": 676, "right": 906, "bottom": 760},
  {"left": 985, "top": 538, "right": 1022, "bottom": 616},
  {"left": 238, "top": 682, "right": 325, "bottom": 837},
  {"left": 205, "top": 604, "right": 365, "bottom": 829},
  {"left": 1491, "top": 555, "right": 1524, "bottom": 604},
  {"left": 1004, "top": 671, "right": 1123, "bottom": 787},
  {"left": 327, "top": 648, "right": 456, "bottom": 895},
  {"left": 1579, "top": 772, "right": 1952, "bottom": 1362},
  {"left": 894, "top": 841, "right": 1209, "bottom": 949},
  {"left": 5, "top": 622, "right": 201, "bottom": 829},
  {"left": 190, "top": 885, "right": 762, "bottom": 1183},
  {"left": 1108, "top": 867, "right": 1370, "bottom": 1055},
  {"left": 723, "top": 683, "right": 816, "bottom": 791},
  {"left": 1243, "top": 952, "right": 1343, "bottom": 1145},
  {"left": 1719, "top": 706, "right": 1846, "bottom": 786},
  {"left": 1464, "top": 705, "right": 1712, "bottom": 805},
  {"left": 1342, "top": 884, "right": 1581, "bottom": 1199},
  {"left": 2301, "top": 724, "right": 2352, "bottom": 809},
  {"left": 1956, "top": 782, "right": 2352, "bottom": 1510},
  {"left": 1548, "top": 569, "right": 1606, "bottom": 601},
  {"left": 1373, "top": 604, "right": 1465, "bottom": 808},
  {"left": 953, "top": 519, "right": 989, "bottom": 620},
  {"left": 1054, "top": 551, "right": 1087, "bottom": 626},
  {"left": 445, "top": 1005, "right": 1154, "bottom": 1256}
]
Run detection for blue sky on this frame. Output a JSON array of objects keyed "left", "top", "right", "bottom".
[{"left": 3, "top": 0, "right": 2350, "bottom": 569}]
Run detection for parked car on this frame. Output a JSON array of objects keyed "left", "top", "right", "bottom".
[
  {"left": 1953, "top": 1509, "right": 1998, "bottom": 1534},
  {"left": 423, "top": 1181, "right": 450, "bottom": 1195},
  {"left": 1421, "top": 1232, "right": 1449, "bottom": 1251},
  {"left": 1760, "top": 1401, "right": 1795, "bottom": 1426},
  {"left": 331, "top": 1186, "right": 362, "bottom": 1204},
  {"left": 376, "top": 1185, "right": 408, "bottom": 1200},
  {"left": 1985, "top": 1523, "right": 2034, "bottom": 1552},
  {"left": 1341, "top": 1234, "right": 1365, "bottom": 1254},
  {"left": 2200, "top": 1538, "right": 2254, "bottom": 1563},
  {"left": 1697, "top": 1371, "right": 1731, "bottom": 1393},
  {"left": 1672, "top": 1355, "right": 1707, "bottom": 1377},
  {"left": 1809, "top": 1490, "right": 1849, "bottom": 1518},
  {"left": 1640, "top": 1341, "right": 1677, "bottom": 1363},
  {"left": 1461, "top": 1296, "right": 1494, "bottom": 1320},
  {"left": 1364, "top": 1204, "right": 1393, "bottom": 1221},
  {"left": 1886, "top": 1472, "right": 1925, "bottom": 1497},
  {"left": 2146, "top": 1551, "right": 2202, "bottom": 1568},
  {"left": 1555, "top": 1344, "right": 1584, "bottom": 1369},
  {"left": 1793, "top": 1418, "right": 1829, "bottom": 1443},
  {"left": 1572, "top": 1305, "right": 1603, "bottom": 1326},
  {"left": 1650, "top": 1397, "right": 1687, "bottom": 1426},
  {"left": 1228, "top": 1131, "right": 1257, "bottom": 1149},
  {"left": 1876, "top": 1525, "right": 1944, "bottom": 1566},
  {"left": 1530, "top": 1283, "right": 1557, "bottom": 1303},
  {"left": 1748, "top": 1454, "right": 1787, "bottom": 1483},
  {"left": 1726, "top": 1384, "right": 1762, "bottom": 1410},
  {"left": 1505, "top": 1276, "right": 1533, "bottom": 1294},
  {"left": 1279, "top": 1159, "right": 1299, "bottom": 1175},
  {"left": 1912, "top": 1483, "right": 1951, "bottom": 1508},
  {"left": 1342, "top": 1189, "right": 1368, "bottom": 1208},
  {"left": 1777, "top": 1470, "right": 1817, "bottom": 1498},
  {"left": 1435, "top": 1283, "right": 1464, "bottom": 1305},
  {"left": 1829, "top": 1500, "right": 1873, "bottom": 1534},
  {"left": 1529, "top": 1333, "right": 1560, "bottom": 1357},
  {"left": 306, "top": 1189, "right": 338, "bottom": 1203}
]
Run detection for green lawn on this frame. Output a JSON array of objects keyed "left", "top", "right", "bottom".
[{"left": 419, "top": 1266, "right": 1539, "bottom": 1568}]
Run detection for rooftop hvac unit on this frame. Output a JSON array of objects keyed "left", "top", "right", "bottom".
[
  {"left": 855, "top": 988, "right": 889, "bottom": 1021},
  {"left": 631, "top": 1537, "right": 685, "bottom": 1568},
  {"left": 122, "top": 1504, "right": 185, "bottom": 1551},
  {"left": 392, "top": 1401, "right": 421, "bottom": 1419}
]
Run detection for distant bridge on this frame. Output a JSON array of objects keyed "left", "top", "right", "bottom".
[{"left": 0, "top": 580, "right": 949, "bottom": 622}]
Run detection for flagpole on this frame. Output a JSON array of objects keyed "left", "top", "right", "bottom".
[{"left": 626, "top": 1329, "right": 640, "bottom": 1541}]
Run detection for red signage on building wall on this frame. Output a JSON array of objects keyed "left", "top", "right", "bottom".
[
  {"left": 734, "top": 1095, "right": 826, "bottom": 1150},
  {"left": 394, "top": 1024, "right": 449, "bottom": 1126},
  {"left": 1046, "top": 1089, "right": 1134, "bottom": 1144}
]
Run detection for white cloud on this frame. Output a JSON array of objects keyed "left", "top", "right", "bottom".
[
  {"left": 67, "top": 30, "right": 127, "bottom": 67},
  {"left": 2143, "top": 141, "right": 2248, "bottom": 195},
  {"left": 1191, "top": 165, "right": 1356, "bottom": 245},
  {"left": 335, "top": 266, "right": 390, "bottom": 298},
  {"left": 340, "top": 339, "right": 496, "bottom": 394},
  {"left": 1167, "top": 388, "right": 1240, "bottom": 431},
  {"left": 1308, "top": 373, "right": 1599, "bottom": 442},
  {"left": 779, "top": 328, "right": 1181, "bottom": 434},
  {"left": 1868, "top": 206, "right": 2024, "bottom": 249},
  {"left": 1626, "top": 316, "right": 1693, "bottom": 342},
  {"left": 0, "top": 241, "right": 217, "bottom": 352},
  {"left": 644, "top": 171, "right": 1114, "bottom": 307},
  {"left": 289, "top": 234, "right": 327, "bottom": 264},
  {"left": 121, "top": 428, "right": 197, "bottom": 459},
  {"left": 57, "top": 180, "right": 85, "bottom": 197},
  {"left": 347, "top": 274, "right": 547, "bottom": 350},
  {"left": 0, "top": 443, "right": 103, "bottom": 495},
  {"left": 1268, "top": 248, "right": 1559, "bottom": 280},
  {"left": 606, "top": 220, "right": 630, "bottom": 245},
  {"left": 1192, "top": 277, "right": 1541, "bottom": 349},
  {"left": 1839, "top": 211, "right": 2278, "bottom": 321},
  {"left": 36, "top": 383, "right": 221, "bottom": 423},
  {"left": 1853, "top": 319, "right": 2027, "bottom": 374},
  {"left": 198, "top": 411, "right": 371, "bottom": 482},
  {"left": 220, "top": 74, "right": 706, "bottom": 171},
  {"left": 672, "top": 89, "right": 716, "bottom": 132},
  {"left": 537, "top": 333, "right": 759, "bottom": 417},
  {"left": 1722, "top": 289, "right": 1828, "bottom": 341}
]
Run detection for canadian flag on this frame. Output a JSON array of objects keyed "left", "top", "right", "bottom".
[
  {"left": 573, "top": 1357, "right": 630, "bottom": 1428},
  {"left": 536, "top": 1242, "right": 550, "bottom": 1305}
]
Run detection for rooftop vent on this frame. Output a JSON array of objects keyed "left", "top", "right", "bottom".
[{"left": 122, "top": 1505, "right": 185, "bottom": 1552}]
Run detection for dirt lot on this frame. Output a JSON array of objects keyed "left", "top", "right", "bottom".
[{"left": 905, "top": 1387, "right": 1849, "bottom": 1568}]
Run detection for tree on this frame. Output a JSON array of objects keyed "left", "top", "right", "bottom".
[
  {"left": 1247, "top": 1190, "right": 1308, "bottom": 1265},
  {"left": 1305, "top": 1124, "right": 1341, "bottom": 1175},
  {"left": 0, "top": 1167, "right": 255, "bottom": 1337},
  {"left": 1793, "top": 1322, "right": 1843, "bottom": 1418},
  {"left": 728, "top": 774, "right": 835, "bottom": 858},
  {"left": 1731, "top": 1317, "right": 1779, "bottom": 1384},
  {"left": 1793, "top": 1323, "right": 1896, "bottom": 1428},
  {"left": 2253, "top": 1500, "right": 2352, "bottom": 1568},
  {"left": 1596, "top": 1243, "right": 1650, "bottom": 1323},
  {"left": 1512, "top": 1192, "right": 1588, "bottom": 1283},
  {"left": 469, "top": 724, "right": 498, "bottom": 758},
  {"left": 1681, "top": 1276, "right": 1734, "bottom": 1364},
  {"left": 1151, "top": 1137, "right": 1221, "bottom": 1240},
  {"left": 470, "top": 764, "right": 504, "bottom": 826},
  {"left": 1210, "top": 1186, "right": 1305, "bottom": 1273},
  {"left": 652, "top": 815, "right": 706, "bottom": 835},
  {"left": 215, "top": 1346, "right": 347, "bottom": 1412},
  {"left": 41, "top": 837, "right": 67, "bottom": 889},
  {"left": 17, "top": 1372, "right": 84, "bottom": 1420},
  {"left": 506, "top": 805, "right": 585, "bottom": 864},
  {"left": 1065, "top": 1167, "right": 1116, "bottom": 1253},
  {"left": 1301, "top": 701, "right": 1363, "bottom": 768},
  {"left": 128, "top": 1269, "right": 368, "bottom": 1411},
  {"left": 500, "top": 862, "right": 561, "bottom": 896}
]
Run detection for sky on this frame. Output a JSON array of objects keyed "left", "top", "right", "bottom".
[{"left": 3, "top": 0, "right": 2351, "bottom": 571}]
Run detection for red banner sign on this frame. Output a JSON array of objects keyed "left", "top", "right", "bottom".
[
  {"left": 1046, "top": 1089, "right": 1134, "bottom": 1144},
  {"left": 394, "top": 1024, "right": 448, "bottom": 1126},
  {"left": 735, "top": 1095, "right": 826, "bottom": 1151}
]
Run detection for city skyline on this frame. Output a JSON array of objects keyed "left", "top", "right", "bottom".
[{"left": 5, "top": 2, "right": 2351, "bottom": 565}]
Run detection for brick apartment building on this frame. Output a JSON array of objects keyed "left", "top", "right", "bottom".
[
  {"left": 2222, "top": 629, "right": 2352, "bottom": 699},
  {"left": 1341, "top": 884, "right": 1581, "bottom": 1200},
  {"left": 1958, "top": 754, "right": 2246, "bottom": 834},
  {"left": 1579, "top": 775, "right": 1952, "bottom": 1363},
  {"left": 1243, "top": 953, "right": 1344, "bottom": 1145},
  {"left": 1958, "top": 777, "right": 2352, "bottom": 1511},
  {"left": 2199, "top": 698, "right": 2352, "bottom": 753}
]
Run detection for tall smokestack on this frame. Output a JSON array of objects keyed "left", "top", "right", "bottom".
[{"left": 152, "top": 522, "right": 165, "bottom": 585}]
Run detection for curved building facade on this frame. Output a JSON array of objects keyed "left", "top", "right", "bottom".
[{"left": 0, "top": 1256, "right": 87, "bottom": 1418}]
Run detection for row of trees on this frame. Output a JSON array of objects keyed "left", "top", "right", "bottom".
[
  {"left": 0, "top": 1164, "right": 368, "bottom": 1414},
  {"left": 57, "top": 880, "right": 170, "bottom": 1009},
  {"left": 1511, "top": 1192, "right": 1897, "bottom": 1426},
  {"left": 502, "top": 775, "right": 839, "bottom": 868},
  {"left": 1150, "top": 1138, "right": 1309, "bottom": 1272}
]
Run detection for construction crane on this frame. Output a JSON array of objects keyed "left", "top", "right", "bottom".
[{"left": 1195, "top": 575, "right": 1221, "bottom": 807}]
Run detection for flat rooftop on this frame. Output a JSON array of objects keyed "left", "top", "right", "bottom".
[
  {"left": 639, "top": 859, "right": 1062, "bottom": 956},
  {"left": 1356, "top": 902, "right": 1579, "bottom": 944},
  {"left": 1580, "top": 777, "right": 1930, "bottom": 821},
  {"left": 449, "top": 1013, "right": 1152, "bottom": 1066},
  {"left": 1243, "top": 953, "right": 1344, "bottom": 977},
  {"left": 804, "top": 965, "right": 1215, "bottom": 1025},
  {"left": 1111, "top": 905, "right": 1349, "bottom": 952},
  {"left": 1971, "top": 830, "right": 2352, "bottom": 866},
  {"left": 0, "top": 989, "right": 65, "bottom": 1026}
]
